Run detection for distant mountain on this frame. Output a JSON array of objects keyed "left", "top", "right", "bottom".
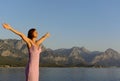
[
  {"left": 0, "top": 39, "right": 27, "bottom": 57},
  {"left": 92, "top": 48, "right": 120, "bottom": 67},
  {"left": 0, "top": 39, "right": 120, "bottom": 67}
]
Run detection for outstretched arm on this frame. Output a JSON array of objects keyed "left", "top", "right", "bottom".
[
  {"left": 36, "top": 32, "right": 50, "bottom": 45},
  {"left": 2, "top": 23, "right": 31, "bottom": 47}
]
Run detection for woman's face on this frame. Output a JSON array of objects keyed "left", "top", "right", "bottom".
[{"left": 33, "top": 30, "right": 38, "bottom": 38}]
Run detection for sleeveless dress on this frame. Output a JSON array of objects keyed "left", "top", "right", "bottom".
[{"left": 25, "top": 44, "right": 41, "bottom": 81}]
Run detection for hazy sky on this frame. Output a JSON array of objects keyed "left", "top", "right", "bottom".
[{"left": 0, "top": 0, "right": 120, "bottom": 52}]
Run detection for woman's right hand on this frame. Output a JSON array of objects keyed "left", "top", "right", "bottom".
[
  {"left": 2, "top": 23, "right": 12, "bottom": 30},
  {"left": 45, "top": 32, "right": 50, "bottom": 38}
]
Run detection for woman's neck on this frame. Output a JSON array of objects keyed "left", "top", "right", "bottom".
[{"left": 31, "top": 38, "right": 37, "bottom": 43}]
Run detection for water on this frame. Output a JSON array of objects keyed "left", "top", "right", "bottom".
[{"left": 0, "top": 67, "right": 120, "bottom": 81}]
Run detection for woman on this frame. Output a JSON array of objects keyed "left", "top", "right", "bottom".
[{"left": 2, "top": 23, "right": 50, "bottom": 81}]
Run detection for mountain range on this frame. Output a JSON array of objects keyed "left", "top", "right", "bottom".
[{"left": 0, "top": 39, "right": 120, "bottom": 67}]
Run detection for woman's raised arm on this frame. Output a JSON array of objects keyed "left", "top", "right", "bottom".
[
  {"left": 2, "top": 23, "right": 31, "bottom": 47},
  {"left": 36, "top": 32, "right": 50, "bottom": 45}
]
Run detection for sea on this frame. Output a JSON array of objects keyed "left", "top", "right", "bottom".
[{"left": 0, "top": 67, "right": 120, "bottom": 81}]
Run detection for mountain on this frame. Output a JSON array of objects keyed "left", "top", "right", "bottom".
[
  {"left": 0, "top": 39, "right": 27, "bottom": 57},
  {"left": 41, "top": 47, "right": 87, "bottom": 67},
  {"left": 92, "top": 48, "right": 120, "bottom": 67},
  {"left": 0, "top": 39, "right": 120, "bottom": 67}
]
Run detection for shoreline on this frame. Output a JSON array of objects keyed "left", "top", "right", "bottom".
[{"left": 0, "top": 66, "right": 119, "bottom": 69}]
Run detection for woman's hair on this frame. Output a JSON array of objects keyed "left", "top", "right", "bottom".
[{"left": 28, "top": 28, "right": 36, "bottom": 39}]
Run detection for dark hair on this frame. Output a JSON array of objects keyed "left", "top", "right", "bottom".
[{"left": 28, "top": 28, "right": 36, "bottom": 39}]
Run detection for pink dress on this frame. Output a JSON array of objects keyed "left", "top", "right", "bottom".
[{"left": 25, "top": 45, "right": 41, "bottom": 81}]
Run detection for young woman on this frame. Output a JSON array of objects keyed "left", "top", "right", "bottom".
[{"left": 2, "top": 23, "right": 50, "bottom": 81}]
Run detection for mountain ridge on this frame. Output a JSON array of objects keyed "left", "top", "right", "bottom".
[{"left": 0, "top": 39, "right": 120, "bottom": 67}]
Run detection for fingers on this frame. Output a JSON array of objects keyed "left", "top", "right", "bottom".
[
  {"left": 46, "top": 32, "right": 50, "bottom": 37},
  {"left": 2, "top": 23, "right": 7, "bottom": 28},
  {"left": 2, "top": 23, "right": 11, "bottom": 29}
]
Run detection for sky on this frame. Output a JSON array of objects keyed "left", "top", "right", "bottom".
[{"left": 0, "top": 0, "right": 120, "bottom": 52}]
